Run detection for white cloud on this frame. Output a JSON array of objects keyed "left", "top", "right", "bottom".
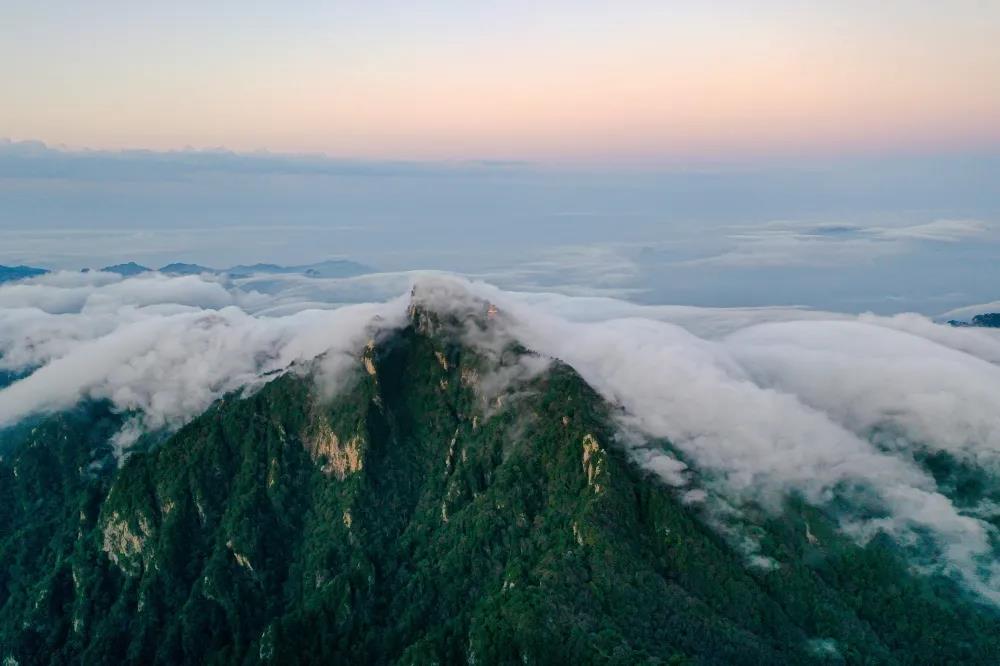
[
  {"left": 0, "top": 272, "right": 406, "bottom": 432},
  {"left": 452, "top": 277, "right": 1000, "bottom": 601},
  {"left": 940, "top": 300, "right": 1000, "bottom": 323},
  {"left": 875, "top": 219, "right": 990, "bottom": 242},
  {"left": 467, "top": 243, "right": 645, "bottom": 299},
  {"left": 4, "top": 271, "right": 1000, "bottom": 601},
  {"left": 859, "top": 312, "right": 1000, "bottom": 364},
  {"left": 725, "top": 320, "right": 1000, "bottom": 465},
  {"left": 682, "top": 219, "right": 994, "bottom": 268}
]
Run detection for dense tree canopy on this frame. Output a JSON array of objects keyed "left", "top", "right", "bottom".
[{"left": 2, "top": 307, "right": 999, "bottom": 664}]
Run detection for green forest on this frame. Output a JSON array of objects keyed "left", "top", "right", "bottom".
[{"left": 2, "top": 305, "right": 1000, "bottom": 664}]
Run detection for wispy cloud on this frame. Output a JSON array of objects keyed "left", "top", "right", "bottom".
[
  {"left": 0, "top": 139, "right": 531, "bottom": 182},
  {"left": 874, "top": 219, "right": 991, "bottom": 242},
  {"left": 472, "top": 244, "right": 643, "bottom": 298},
  {"left": 682, "top": 219, "right": 994, "bottom": 268}
]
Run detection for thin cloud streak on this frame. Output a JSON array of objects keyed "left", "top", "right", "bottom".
[{"left": 679, "top": 219, "right": 995, "bottom": 268}]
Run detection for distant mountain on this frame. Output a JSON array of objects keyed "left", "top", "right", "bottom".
[
  {"left": 225, "top": 259, "right": 373, "bottom": 278},
  {"left": 2, "top": 290, "right": 1000, "bottom": 664},
  {"left": 971, "top": 313, "right": 1000, "bottom": 328},
  {"left": 948, "top": 312, "right": 1000, "bottom": 328},
  {"left": 0, "top": 260, "right": 372, "bottom": 282},
  {"left": 0, "top": 264, "right": 47, "bottom": 283},
  {"left": 100, "top": 262, "right": 151, "bottom": 276},
  {"left": 157, "top": 259, "right": 373, "bottom": 279},
  {"left": 158, "top": 262, "right": 217, "bottom": 275}
]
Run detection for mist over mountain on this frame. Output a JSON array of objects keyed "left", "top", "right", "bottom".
[
  {"left": 4, "top": 0, "right": 998, "bottom": 660},
  {"left": 2, "top": 270, "right": 1000, "bottom": 662}
]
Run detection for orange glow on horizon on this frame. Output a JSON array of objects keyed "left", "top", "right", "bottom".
[{"left": 3, "top": 3, "right": 997, "bottom": 162}]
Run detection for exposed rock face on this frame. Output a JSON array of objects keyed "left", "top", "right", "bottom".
[
  {"left": 363, "top": 340, "right": 378, "bottom": 376},
  {"left": 581, "top": 433, "right": 605, "bottom": 493},
  {"left": 460, "top": 367, "right": 478, "bottom": 387},
  {"left": 227, "top": 541, "right": 254, "bottom": 572},
  {"left": 306, "top": 418, "right": 363, "bottom": 479},
  {"left": 101, "top": 510, "right": 152, "bottom": 575}
]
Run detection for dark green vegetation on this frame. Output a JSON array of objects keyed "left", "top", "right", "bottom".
[
  {"left": 2, "top": 303, "right": 1000, "bottom": 664},
  {"left": 0, "top": 370, "right": 25, "bottom": 391}
]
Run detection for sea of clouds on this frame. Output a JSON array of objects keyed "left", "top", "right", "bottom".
[{"left": 3, "top": 269, "right": 1000, "bottom": 600}]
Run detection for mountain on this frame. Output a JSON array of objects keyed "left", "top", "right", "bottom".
[
  {"left": 971, "top": 313, "right": 1000, "bottom": 328},
  {"left": 100, "top": 262, "right": 151, "bottom": 276},
  {"left": 158, "top": 262, "right": 217, "bottom": 275},
  {"left": 0, "top": 370, "right": 23, "bottom": 390},
  {"left": 0, "top": 260, "right": 371, "bottom": 281},
  {"left": 0, "top": 369, "right": 33, "bottom": 391},
  {"left": 947, "top": 312, "right": 1000, "bottom": 328},
  {"left": 2, "top": 296, "right": 1000, "bottom": 664},
  {"left": 0, "top": 264, "right": 47, "bottom": 283},
  {"left": 225, "top": 259, "right": 373, "bottom": 279},
  {"left": 157, "top": 259, "right": 373, "bottom": 279}
]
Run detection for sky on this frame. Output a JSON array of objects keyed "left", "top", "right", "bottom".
[
  {"left": 2, "top": 3, "right": 1000, "bottom": 596},
  {"left": 3, "top": 1, "right": 998, "bottom": 161},
  {"left": 0, "top": 2, "right": 998, "bottom": 313}
]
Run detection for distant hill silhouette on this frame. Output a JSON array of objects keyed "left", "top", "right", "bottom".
[
  {"left": 100, "top": 262, "right": 151, "bottom": 276},
  {"left": 0, "top": 264, "right": 47, "bottom": 283}
]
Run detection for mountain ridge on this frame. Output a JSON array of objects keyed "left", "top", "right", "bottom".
[
  {"left": 0, "top": 265, "right": 48, "bottom": 283},
  {"left": 0, "top": 259, "right": 374, "bottom": 283},
  {"left": 2, "top": 293, "right": 1000, "bottom": 663}
]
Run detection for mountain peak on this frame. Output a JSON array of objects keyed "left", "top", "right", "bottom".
[
  {"left": 100, "top": 261, "right": 151, "bottom": 276},
  {"left": 5, "top": 278, "right": 1000, "bottom": 663},
  {"left": 0, "top": 264, "right": 47, "bottom": 283},
  {"left": 407, "top": 277, "right": 505, "bottom": 336},
  {"left": 158, "top": 262, "right": 216, "bottom": 275}
]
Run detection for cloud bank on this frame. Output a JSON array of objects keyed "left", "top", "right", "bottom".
[
  {"left": 682, "top": 219, "right": 995, "bottom": 268},
  {"left": 424, "top": 277, "right": 1000, "bottom": 601},
  {"left": 3, "top": 271, "right": 1000, "bottom": 601},
  {"left": 0, "top": 271, "right": 407, "bottom": 433}
]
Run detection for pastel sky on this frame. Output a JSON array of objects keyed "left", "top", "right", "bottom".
[
  {"left": 3, "top": 1, "right": 998, "bottom": 161},
  {"left": 2, "top": 2, "right": 998, "bottom": 314}
]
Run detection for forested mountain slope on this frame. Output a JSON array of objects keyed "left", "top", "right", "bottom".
[{"left": 2, "top": 300, "right": 999, "bottom": 664}]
